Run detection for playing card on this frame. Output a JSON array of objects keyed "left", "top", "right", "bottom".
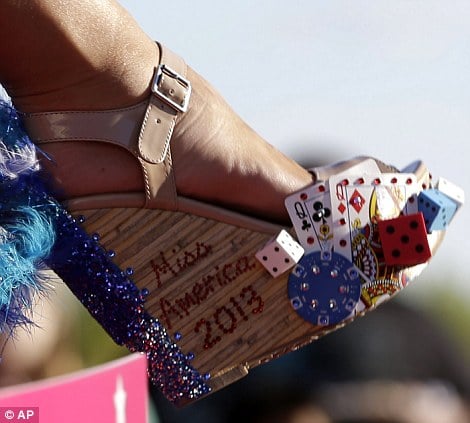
[
  {"left": 285, "top": 158, "right": 382, "bottom": 253},
  {"left": 285, "top": 182, "right": 333, "bottom": 253},
  {"left": 328, "top": 173, "right": 420, "bottom": 261}
]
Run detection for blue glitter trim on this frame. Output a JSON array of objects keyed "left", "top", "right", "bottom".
[
  {"left": 0, "top": 101, "right": 211, "bottom": 402},
  {"left": 47, "top": 208, "right": 211, "bottom": 402}
]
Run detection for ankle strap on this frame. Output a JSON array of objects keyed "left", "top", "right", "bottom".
[{"left": 20, "top": 43, "right": 191, "bottom": 211}]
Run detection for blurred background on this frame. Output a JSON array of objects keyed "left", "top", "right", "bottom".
[{"left": 1, "top": 1, "right": 469, "bottom": 422}]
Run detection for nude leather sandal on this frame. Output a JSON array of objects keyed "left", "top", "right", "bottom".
[{"left": 19, "top": 44, "right": 449, "bottom": 406}]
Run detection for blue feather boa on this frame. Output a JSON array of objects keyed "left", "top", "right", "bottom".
[{"left": 0, "top": 101, "right": 55, "bottom": 335}]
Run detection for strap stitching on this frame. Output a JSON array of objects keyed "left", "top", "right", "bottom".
[{"left": 20, "top": 101, "right": 147, "bottom": 118}]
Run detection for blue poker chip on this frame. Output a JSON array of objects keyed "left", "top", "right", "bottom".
[{"left": 288, "top": 250, "right": 361, "bottom": 326}]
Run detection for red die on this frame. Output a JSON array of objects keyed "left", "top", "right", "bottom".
[{"left": 377, "top": 213, "right": 432, "bottom": 266}]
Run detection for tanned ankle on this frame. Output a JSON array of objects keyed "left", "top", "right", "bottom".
[
  {"left": 2, "top": 0, "right": 158, "bottom": 113},
  {"left": 171, "top": 67, "right": 313, "bottom": 223}
]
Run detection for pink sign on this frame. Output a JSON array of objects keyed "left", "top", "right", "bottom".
[{"left": 0, "top": 354, "right": 148, "bottom": 423}]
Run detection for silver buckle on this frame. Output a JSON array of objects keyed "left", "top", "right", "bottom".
[{"left": 152, "top": 64, "right": 191, "bottom": 113}]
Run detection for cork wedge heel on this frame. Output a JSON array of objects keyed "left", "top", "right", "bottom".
[{"left": 66, "top": 159, "right": 443, "bottom": 404}]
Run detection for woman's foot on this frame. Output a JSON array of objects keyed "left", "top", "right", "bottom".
[{"left": 0, "top": 1, "right": 312, "bottom": 224}]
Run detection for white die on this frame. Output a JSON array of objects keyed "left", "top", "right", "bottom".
[
  {"left": 436, "top": 177, "right": 465, "bottom": 209},
  {"left": 255, "top": 230, "right": 305, "bottom": 277}
]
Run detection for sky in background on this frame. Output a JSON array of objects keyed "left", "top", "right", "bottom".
[{"left": 120, "top": 0, "right": 469, "bottom": 299}]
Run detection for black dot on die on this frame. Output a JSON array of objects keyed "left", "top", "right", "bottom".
[
  {"left": 274, "top": 247, "right": 280, "bottom": 252},
  {"left": 386, "top": 225, "right": 395, "bottom": 234},
  {"left": 272, "top": 267, "right": 278, "bottom": 273},
  {"left": 415, "top": 244, "right": 424, "bottom": 253},
  {"left": 409, "top": 220, "right": 419, "bottom": 230},
  {"left": 401, "top": 235, "right": 410, "bottom": 244},
  {"left": 262, "top": 256, "right": 268, "bottom": 261},
  {"left": 284, "top": 258, "right": 290, "bottom": 263},
  {"left": 392, "top": 249, "right": 401, "bottom": 258}
]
